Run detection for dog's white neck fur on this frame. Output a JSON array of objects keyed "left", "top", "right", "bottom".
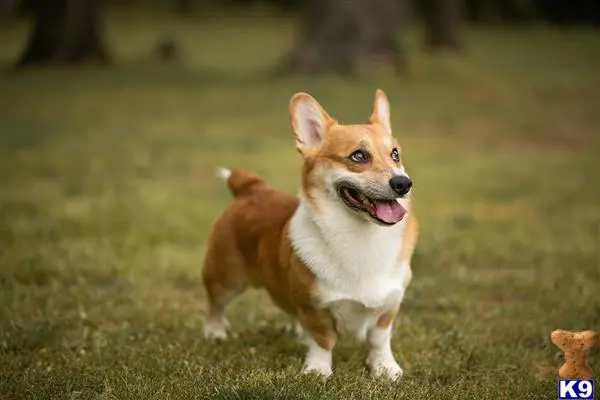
[{"left": 289, "top": 190, "right": 409, "bottom": 314}]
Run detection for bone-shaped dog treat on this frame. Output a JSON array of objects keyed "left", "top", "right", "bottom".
[{"left": 551, "top": 329, "right": 598, "bottom": 379}]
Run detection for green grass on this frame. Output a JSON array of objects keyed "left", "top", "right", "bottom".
[{"left": 1, "top": 10, "right": 600, "bottom": 399}]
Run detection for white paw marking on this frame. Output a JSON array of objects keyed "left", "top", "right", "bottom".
[
  {"left": 203, "top": 318, "right": 229, "bottom": 340},
  {"left": 366, "top": 325, "right": 403, "bottom": 381},
  {"left": 301, "top": 336, "right": 333, "bottom": 377},
  {"left": 367, "top": 357, "right": 404, "bottom": 381},
  {"left": 302, "top": 362, "right": 333, "bottom": 377}
]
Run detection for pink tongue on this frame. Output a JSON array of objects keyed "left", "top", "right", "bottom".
[{"left": 373, "top": 200, "right": 406, "bottom": 224}]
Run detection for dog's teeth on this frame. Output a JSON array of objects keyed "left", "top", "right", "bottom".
[{"left": 353, "top": 191, "right": 373, "bottom": 208}]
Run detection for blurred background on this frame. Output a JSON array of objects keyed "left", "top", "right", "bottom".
[
  {"left": 0, "top": 0, "right": 599, "bottom": 398},
  {"left": 2, "top": 0, "right": 600, "bottom": 70}
]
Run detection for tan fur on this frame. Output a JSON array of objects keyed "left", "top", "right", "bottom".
[
  {"left": 399, "top": 213, "right": 418, "bottom": 287},
  {"left": 376, "top": 306, "right": 400, "bottom": 329},
  {"left": 202, "top": 170, "right": 312, "bottom": 317},
  {"left": 203, "top": 90, "right": 418, "bottom": 377}
]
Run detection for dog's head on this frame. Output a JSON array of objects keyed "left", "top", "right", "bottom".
[{"left": 289, "top": 90, "right": 412, "bottom": 226}]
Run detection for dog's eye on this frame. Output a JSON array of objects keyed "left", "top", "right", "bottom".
[
  {"left": 391, "top": 148, "right": 400, "bottom": 162},
  {"left": 350, "top": 150, "right": 370, "bottom": 164}
]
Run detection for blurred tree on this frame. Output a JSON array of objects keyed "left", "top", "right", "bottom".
[
  {"left": 16, "top": 0, "right": 108, "bottom": 67},
  {"left": 422, "top": 0, "right": 463, "bottom": 51},
  {"left": 175, "top": 0, "right": 192, "bottom": 13},
  {"left": 0, "top": 0, "right": 18, "bottom": 14},
  {"left": 278, "top": 0, "right": 407, "bottom": 74},
  {"left": 463, "top": 0, "right": 536, "bottom": 23},
  {"left": 541, "top": 0, "right": 600, "bottom": 26}
]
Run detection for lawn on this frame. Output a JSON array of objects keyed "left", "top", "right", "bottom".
[{"left": 1, "top": 9, "right": 599, "bottom": 399}]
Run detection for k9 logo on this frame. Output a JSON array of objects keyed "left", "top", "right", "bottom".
[{"left": 558, "top": 380, "right": 594, "bottom": 400}]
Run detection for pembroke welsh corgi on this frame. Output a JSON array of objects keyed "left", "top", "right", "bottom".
[{"left": 202, "top": 90, "right": 418, "bottom": 380}]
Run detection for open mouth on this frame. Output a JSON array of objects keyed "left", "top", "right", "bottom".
[{"left": 337, "top": 184, "right": 406, "bottom": 225}]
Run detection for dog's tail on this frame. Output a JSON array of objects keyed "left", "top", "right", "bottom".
[{"left": 216, "top": 167, "right": 265, "bottom": 197}]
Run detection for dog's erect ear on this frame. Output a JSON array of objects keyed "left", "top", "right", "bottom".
[
  {"left": 369, "top": 89, "right": 392, "bottom": 134},
  {"left": 290, "top": 93, "right": 333, "bottom": 154}
]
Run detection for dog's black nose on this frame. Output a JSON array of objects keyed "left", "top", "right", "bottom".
[{"left": 389, "top": 176, "right": 413, "bottom": 196}]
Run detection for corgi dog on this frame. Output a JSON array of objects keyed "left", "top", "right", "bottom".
[{"left": 202, "top": 90, "right": 418, "bottom": 380}]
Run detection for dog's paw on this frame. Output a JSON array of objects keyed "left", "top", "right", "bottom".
[
  {"left": 301, "top": 362, "right": 333, "bottom": 378},
  {"left": 203, "top": 319, "right": 229, "bottom": 340},
  {"left": 367, "top": 358, "right": 404, "bottom": 381}
]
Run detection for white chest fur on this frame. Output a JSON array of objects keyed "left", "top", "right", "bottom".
[{"left": 289, "top": 197, "right": 409, "bottom": 340}]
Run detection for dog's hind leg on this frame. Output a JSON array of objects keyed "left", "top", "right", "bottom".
[{"left": 202, "top": 243, "right": 248, "bottom": 340}]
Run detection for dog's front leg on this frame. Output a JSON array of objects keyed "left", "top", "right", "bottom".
[
  {"left": 366, "top": 307, "right": 403, "bottom": 381},
  {"left": 297, "top": 307, "right": 337, "bottom": 377}
]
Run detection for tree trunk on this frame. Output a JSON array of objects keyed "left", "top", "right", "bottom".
[
  {"left": 423, "top": 0, "right": 463, "bottom": 51},
  {"left": 175, "top": 0, "right": 192, "bottom": 14},
  {"left": 16, "top": 0, "right": 108, "bottom": 67},
  {"left": 279, "top": 0, "right": 407, "bottom": 75}
]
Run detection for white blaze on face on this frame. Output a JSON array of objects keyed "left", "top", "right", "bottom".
[{"left": 392, "top": 166, "right": 407, "bottom": 177}]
